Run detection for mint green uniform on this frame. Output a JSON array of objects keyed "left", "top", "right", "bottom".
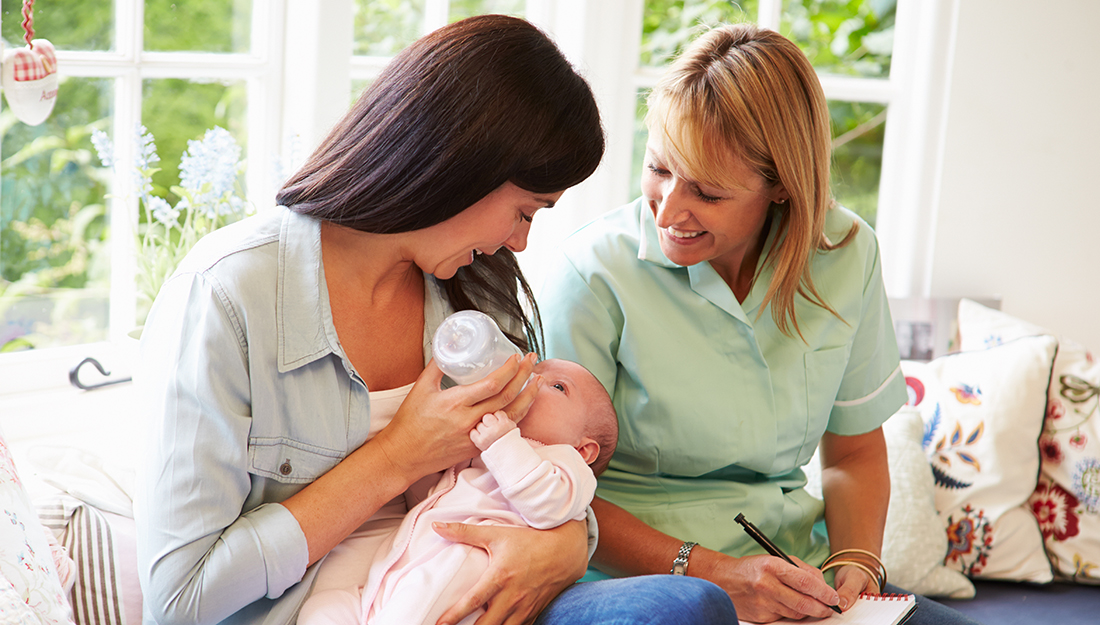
[{"left": 538, "top": 199, "right": 907, "bottom": 566}]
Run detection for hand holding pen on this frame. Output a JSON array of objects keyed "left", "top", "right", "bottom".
[{"left": 735, "top": 512, "right": 843, "bottom": 615}]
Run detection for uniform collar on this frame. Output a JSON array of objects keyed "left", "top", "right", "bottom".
[{"left": 635, "top": 199, "right": 780, "bottom": 326}]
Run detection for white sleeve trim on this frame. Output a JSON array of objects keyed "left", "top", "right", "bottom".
[{"left": 833, "top": 365, "right": 902, "bottom": 408}]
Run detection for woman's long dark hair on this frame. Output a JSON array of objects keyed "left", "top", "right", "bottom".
[{"left": 277, "top": 15, "right": 605, "bottom": 354}]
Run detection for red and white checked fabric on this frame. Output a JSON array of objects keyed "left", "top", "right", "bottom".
[{"left": 9, "top": 42, "right": 55, "bottom": 82}]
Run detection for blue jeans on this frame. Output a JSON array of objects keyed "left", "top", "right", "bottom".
[
  {"left": 533, "top": 577, "right": 982, "bottom": 625},
  {"left": 534, "top": 575, "right": 737, "bottom": 624}
]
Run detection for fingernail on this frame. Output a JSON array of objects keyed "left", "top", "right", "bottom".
[{"left": 839, "top": 597, "right": 848, "bottom": 610}]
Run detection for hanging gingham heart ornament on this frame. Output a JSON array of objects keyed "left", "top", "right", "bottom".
[{"left": 2, "top": 38, "right": 58, "bottom": 126}]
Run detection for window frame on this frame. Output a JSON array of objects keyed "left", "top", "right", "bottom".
[
  {"left": 0, "top": 0, "right": 289, "bottom": 394},
  {"left": 0, "top": 0, "right": 948, "bottom": 394}
]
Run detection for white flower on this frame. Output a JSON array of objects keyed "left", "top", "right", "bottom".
[
  {"left": 91, "top": 130, "right": 114, "bottom": 167},
  {"left": 133, "top": 125, "right": 160, "bottom": 201},
  {"left": 147, "top": 196, "right": 180, "bottom": 229},
  {"left": 94, "top": 124, "right": 251, "bottom": 311},
  {"left": 134, "top": 125, "right": 161, "bottom": 170},
  {"left": 179, "top": 127, "right": 242, "bottom": 205}
]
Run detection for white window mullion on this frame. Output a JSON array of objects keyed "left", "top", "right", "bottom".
[
  {"left": 249, "top": 0, "right": 287, "bottom": 210},
  {"left": 107, "top": 67, "right": 141, "bottom": 342},
  {"left": 875, "top": 0, "right": 961, "bottom": 298},
  {"left": 818, "top": 74, "right": 892, "bottom": 104},
  {"left": 758, "top": 0, "right": 783, "bottom": 30},
  {"left": 281, "top": 0, "right": 353, "bottom": 168},
  {"left": 107, "top": 0, "right": 144, "bottom": 341},
  {"left": 424, "top": 0, "right": 450, "bottom": 33}
]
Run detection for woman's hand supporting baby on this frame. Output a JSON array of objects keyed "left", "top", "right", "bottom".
[{"left": 433, "top": 518, "right": 589, "bottom": 625}]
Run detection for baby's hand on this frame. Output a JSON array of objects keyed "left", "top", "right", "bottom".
[{"left": 469, "top": 410, "right": 517, "bottom": 451}]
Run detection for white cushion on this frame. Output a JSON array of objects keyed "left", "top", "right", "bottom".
[
  {"left": 957, "top": 298, "right": 1100, "bottom": 583},
  {"left": 902, "top": 334, "right": 1057, "bottom": 583}
]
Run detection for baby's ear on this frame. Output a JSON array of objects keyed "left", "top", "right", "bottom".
[{"left": 576, "top": 438, "right": 599, "bottom": 464}]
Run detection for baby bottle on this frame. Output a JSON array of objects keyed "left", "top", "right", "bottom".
[{"left": 432, "top": 310, "right": 523, "bottom": 385}]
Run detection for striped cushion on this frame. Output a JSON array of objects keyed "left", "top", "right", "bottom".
[{"left": 37, "top": 496, "right": 140, "bottom": 625}]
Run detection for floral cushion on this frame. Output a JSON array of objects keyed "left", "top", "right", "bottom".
[
  {"left": 901, "top": 333, "right": 1057, "bottom": 582},
  {"left": 0, "top": 426, "right": 75, "bottom": 624},
  {"left": 879, "top": 408, "right": 976, "bottom": 597},
  {"left": 957, "top": 299, "right": 1100, "bottom": 583},
  {"left": 801, "top": 408, "right": 975, "bottom": 598}
]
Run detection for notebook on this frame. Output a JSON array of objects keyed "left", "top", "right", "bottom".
[{"left": 737, "top": 593, "right": 916, "bottom": 625}]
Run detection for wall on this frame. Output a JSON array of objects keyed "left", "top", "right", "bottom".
[{"left": 928, "top": 0, "right": 1100, "bottom": 350}]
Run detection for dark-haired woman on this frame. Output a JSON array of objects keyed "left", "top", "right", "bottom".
[{"left": 134, "top": 15, "right": 736, "bottom": 625}]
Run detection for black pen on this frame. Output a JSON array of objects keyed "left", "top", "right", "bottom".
[{"left": 735, "top": 512, "right": 843, "bottom": 614}]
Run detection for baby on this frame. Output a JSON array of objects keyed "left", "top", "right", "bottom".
[{"left": 298, "top": 358, "right": 618, "bottom": 625}]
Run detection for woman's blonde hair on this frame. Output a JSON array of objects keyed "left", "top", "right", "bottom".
[{"left": 645, "top": 22, "right": 856, "bottom": 339}]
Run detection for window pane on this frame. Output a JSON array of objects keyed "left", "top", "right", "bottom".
[
  {"left": 640, "top": 0, "right": 756, "bottom": 68},
  {"left": 144, "top": 0, "right": 252, "bottom": 53},
  {"left": 449, "top": 0, "right": 526, "bottom": 22},
  {"left": 141, "top": 79, "right": 248, "bottom": 206},
  {"left": 138, "top": 78, "right": 248, "bottom": 319},
  {"left": 830, "top": 100, "right": 885, "bottom": 227},
  {"left": 781, "top": 0, "right": 894, "bottom": 78},
  {"left": 2, "top": 0, "right": 114, "bottom": 52},
  {"left": 1, "top": 77, "right": 113, "bottom": 352},
  {"left": 353, "top": 0, "right": 425, "bottom": 57}
]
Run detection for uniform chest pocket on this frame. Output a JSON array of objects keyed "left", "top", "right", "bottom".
[
  {"left": 249, "top": 437, "right": 345, "bottom": 484},
  {"left": 803, "top": 345, "right": 851, "bottom": 435}
]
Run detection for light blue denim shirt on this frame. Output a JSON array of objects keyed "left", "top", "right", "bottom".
[{"left": 134, "top": 207, "right": 454, "bottom": 625}]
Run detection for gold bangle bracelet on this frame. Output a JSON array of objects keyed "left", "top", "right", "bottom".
[
  {"left": 821, "top": 549, "right": 888, "bottom": 589},
  {"left": 820, "top": 560, "right": 885, "bottom": 594}
]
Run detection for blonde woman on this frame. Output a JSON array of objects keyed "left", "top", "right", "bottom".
[{"left": 539, "top": 23, "right": 981, "bottom": 625}]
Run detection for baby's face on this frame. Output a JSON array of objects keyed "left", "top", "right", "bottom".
[{"left": 517, "top": 359, "right": 599, "bottom": 447}]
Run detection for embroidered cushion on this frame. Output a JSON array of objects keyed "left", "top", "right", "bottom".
[
  {"left": 902, "top": 334, "right": 1057, "bottom": 582},
  {"left": 957, "top": 298, "right": 1100, "bottom": 583},
  {"left": 802, "top": 408, "right": 975, "bottom": 597},
  {"left": 0, "top": 425, "right": 75, "bottom": 624},
  {"left": 879, "top": 408, "right": 976, "bottom": 597}
]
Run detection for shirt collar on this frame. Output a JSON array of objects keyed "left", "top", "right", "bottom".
[
  {"left": 275, "top": 208, "right": 451, "bottom": 374},
  {"left": 635, "top": 198, "right": 781, "bottom": 325},
  {"left": 277, "top": 208, "right": 338, "bottom": 373}
]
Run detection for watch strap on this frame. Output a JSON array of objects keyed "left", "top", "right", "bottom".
[{"left": 670, "top": 541, "right": 698, "bottom": 575}]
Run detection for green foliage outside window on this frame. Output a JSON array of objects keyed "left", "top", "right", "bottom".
[
  {"left": 448, "top": 0, "right": 525, "bottom": 22},
  {"left": 1, "top": 0, "right": 113, "bottom": 52},
  {"left": 0, "top": 77, "right": 112, "bottom": 350},
  {"left": 635, "top": 0, "right": 893, "bottom": 226},
  {"left": 351, "top": 0, "right": 525, "bottom": 57},
  {"left": 783, "top": 0, "right": 895, "bottom": 78},
  {"left": 353, "top": 0, "right": 426, "bottom": 57},
  {"left": 0, "top": 0, "right": 249, "bottom": 351}
]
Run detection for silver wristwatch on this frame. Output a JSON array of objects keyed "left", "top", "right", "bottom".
[{"left": 670, "top": 541, "right": 698, "bottom": 575}]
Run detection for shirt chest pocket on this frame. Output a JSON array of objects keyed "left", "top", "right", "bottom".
[
  {"left": 803, "top": 345, "right": 851, "bottom": 437},
  {"left": 248, "top": 437, "right": 345, "bottom": 485}
]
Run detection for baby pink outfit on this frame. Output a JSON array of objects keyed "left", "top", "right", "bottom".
[{"left": 298, "top": 428, "right": 596, "bottom": 625}]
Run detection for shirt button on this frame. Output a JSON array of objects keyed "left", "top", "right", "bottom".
[{"left": 279, "top": 459, "right": 292, "bottom": 476}]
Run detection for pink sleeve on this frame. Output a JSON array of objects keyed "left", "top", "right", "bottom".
[{"left": 479, "top": 430, "right": 596, "bottom": 529}]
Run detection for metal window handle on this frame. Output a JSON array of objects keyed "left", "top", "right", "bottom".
[{"left": 69, "top": 357, "right": 132, "bottom": 391}]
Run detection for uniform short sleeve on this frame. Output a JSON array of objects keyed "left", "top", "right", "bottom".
[
  {"left": 827, "top": 234, "right": 908, "bottom": 435},
  {"left": 538, "top": 251, "right": 622, "bottom": 400}
]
